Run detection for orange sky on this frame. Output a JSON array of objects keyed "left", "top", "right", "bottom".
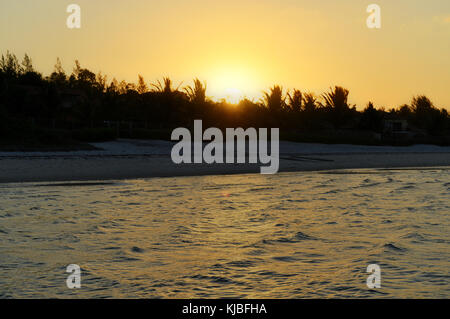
[{"left": 1, "top": 0, "right": 449, "bottom": 109}]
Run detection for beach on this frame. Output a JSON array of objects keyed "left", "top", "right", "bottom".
[
  {"left": 1, "top": 139, "right": 449, "bottom": 183},
  {"left": 1, "top": 140, "right": 449, "bottom": 298}
]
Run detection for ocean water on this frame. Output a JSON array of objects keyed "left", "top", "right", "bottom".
[{"left": 0, "top": 168, "right": 449, "bottom": 298}]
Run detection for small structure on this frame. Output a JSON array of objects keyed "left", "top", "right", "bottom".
[
  {"left": 384, "top": 119, "right": 408, "bottom": 133},
  {"left": 383, "top": 118, "right": 413, "bottom": 140}
]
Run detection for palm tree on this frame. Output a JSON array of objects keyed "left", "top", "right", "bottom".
[
  {"left": 136, "top": 75, "right": 148, "bottom": 94},
  {"left": 184, "top": 78, "right": 207, "bottom": 104},
  {"left": 322, "top": 86, "right": 349, "bottom": 111},
  {"left": 287, "top": 89, "right": 302, "bottom": 112},
  {"left": 303, "top": 93, "right": 317, "bottom": 113},
  {"left": 152, "top": 77, "right": 182, "bottom": 94},
  {"left": 322, "top": 86, "right": 351, "bottom": 128},
  {"left": 263, "top": 85, "right": 286, "bottom": 112}
]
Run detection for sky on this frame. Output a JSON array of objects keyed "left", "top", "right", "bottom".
[{"left": 1, "top": 0, "right": 449, "bottom": 109}]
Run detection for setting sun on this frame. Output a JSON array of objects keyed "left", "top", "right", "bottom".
[
  {"left": 207, "top": 66, "right": 262, "bottom": 104},
  {"left": 221, "top": 87, "right": 243, "bottom": 104}
]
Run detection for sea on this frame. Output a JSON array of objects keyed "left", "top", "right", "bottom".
[{"left": 0, "top": 168, "right": 449, "bottom": 298}]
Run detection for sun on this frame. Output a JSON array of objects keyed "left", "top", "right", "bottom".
[
  {"left": 223, "top": 87, "right": 243, "bottom": 104},
  {"left": 208, "top": 66, "right": 260, "bottom": 104}
]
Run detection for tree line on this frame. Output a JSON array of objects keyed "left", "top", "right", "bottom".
[{"left": 0, "top": 51, "right": 449, "bottom": 146}]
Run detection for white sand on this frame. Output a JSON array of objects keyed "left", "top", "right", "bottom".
[
  {"left": 1, "top": 139, "right": 449, "bottom": 183},
  {"left": 1, "top": 139, "right": 449, "bottom": 157}
]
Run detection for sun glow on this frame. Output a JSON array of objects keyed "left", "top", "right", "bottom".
[
  {"left": 208, "top": 66, "right": 261, "bottom": 104},
  {"left": 222, "top": 87, "right": 243, "bottom": 104}
]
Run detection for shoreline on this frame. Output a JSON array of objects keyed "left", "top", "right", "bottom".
[{"left": 1, "top": 151, "right": 449, "bottom": 184}]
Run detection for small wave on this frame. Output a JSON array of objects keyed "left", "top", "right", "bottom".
[
  {"left": 248, "top": 187, "right": 275, "bottom": 192},
  {"left": 211, "top": 277, "right": 233, "bottom": 284},
  {"left": 172, "top": 225, "right": 192, "bottom": 234},
  {"left": 256, "top": 271, "right": 296, "bottom": 278},
  {"left": 398, "top": 185, "right": 416, "bottom": 190},
  {"left": 246, "top": 249, "right": 266, "bottom": 256},
  {"left": 131, "top": 246, "right": 145, "bottom": 253},
  {"left": 359, "top": 182, "right": 381, "bottom": 188},
  {"left": 262, "top": 231, "right": 316, "bottom": 245},
  {"left": 382, "top": 243, "right": 406, "bottom": 252},
  {"left": 322, "top": 189, "right": 341, "bottom": 195},
  {"left": 102, "top": 246, "right": 121, "bottom": 250},
  {"left": 294, "top": 231, "right": 315, "bottom": 240},
  {"left": 226, "top": 260, "right": 258, "bottom": 268},
  {"left": 401, "top": 232, "right": 425, "bottom": 241},
  {"left": 189, "top": 274, "right": 234, "bottom": 285},
  {"left": 272, "top": 256, "right": 298, "bottom": 262},
  {"left": 112, "top": 256, "right": 141, "bottom": 262},
  {"left": 249, "top": 216, "right": 270, "bottom": 223}
]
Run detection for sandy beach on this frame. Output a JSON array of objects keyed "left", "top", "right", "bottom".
[{"left": 1, "top": 139, "right": 449, "bottom": 183}]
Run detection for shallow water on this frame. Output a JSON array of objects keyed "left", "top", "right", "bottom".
[{"left": 0, "top": 168, "right": 449, "bottom": 298}]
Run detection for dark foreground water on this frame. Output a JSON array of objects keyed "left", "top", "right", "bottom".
[{"left": 0, "top": 168, "right": 449, "bottom": 298}]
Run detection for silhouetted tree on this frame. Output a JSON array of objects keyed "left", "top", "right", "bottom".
[
  {"left": 96, "top": 72, "right": 107, "bottom": 92},
  {"left": 322, "top": 86, "right": 351, "bottom": 128},
  {"left": 1, "top": 51, "right": 449, "bottom": 146},
  {"left": 322, "top": 86, "right": 349, "bottom": 111},
  {"left": 137, "top": 75, "right": 148, "bottom": 94},
  {"left": 21, "top": 54, "right": 34, "bottom": 73},
  {"left": 0, "top": 51, "right": 22, "bottom": 78},
  {"left": 184, "top": 78, "right": 207, "bottom": 104},
  {"left": 263, "top": 85, "right": 286, "bottom": 111},
  {"left": 410, "top": 95, "right": 444, "bottom": 134},
  {"left": 152, "top": 77, "right": 181, "bottom": 94},
  {"left": 49, "top": 58, "right": 67, "bottom": 85},
  {"left": 359, "top": 102, "right": 384, "bottom": 132},
  {"left": 287, "top": 89, "right": 302, "bottom": 112},
  {"left": 303, "top": 93, "right": 317, "bottom": 113}
]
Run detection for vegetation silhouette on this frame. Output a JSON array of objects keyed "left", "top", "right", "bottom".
[{"left": 0, "top": 51, "right": 449, "bottom": 149}]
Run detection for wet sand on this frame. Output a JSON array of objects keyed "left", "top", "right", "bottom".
[{"left": 1, "top": 152, "right": 449, "bottom": 183}]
